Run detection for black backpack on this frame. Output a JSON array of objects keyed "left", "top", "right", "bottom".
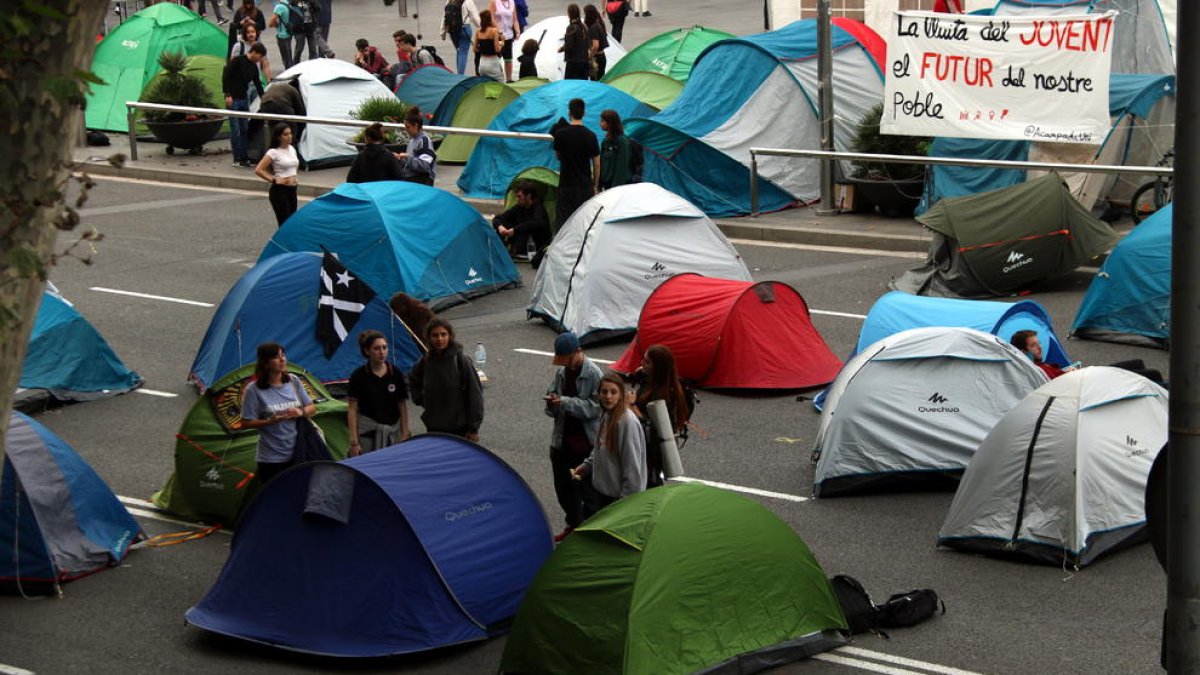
[
  {"left": 287, "top": 0, "right": 312, "bottom": 33},
  {"left": 420, "top": 45, "right": 446, "bottom": 67},
  {"left": 877, "top": 589, "right": 945, "bottom": 628},
  {"left": 830, "top": 575, "right": 881, "bottom": 635},
  {"left": 444, "top": 1, "right": 464, "bottom": 35},
  {"left": 830, "top": 575, "right": 945, "bottom": 637}
]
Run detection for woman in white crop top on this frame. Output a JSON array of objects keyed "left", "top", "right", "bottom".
[{"left": 255, "top": 122, "right": 300, "bottom": 227}]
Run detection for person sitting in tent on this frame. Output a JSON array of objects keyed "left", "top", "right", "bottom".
[
  {"left": 347, "top": 330, "right": 411, "bottom": 455},
  {"left": 1011, "top": 330, "right": 1071, "bottom": 379},
  {"left": 408, "top": 318, "right": 484, "bottom": 440},
  {"left": 571, "top": 374, "right": 647, "bottom": 514},
  {"left": 628, "top": 344, "right": 692, "bottom": 487},
  {"left": 492, "top": 179, "right": 550, "bottom": 262},
  {"left": 347, "top": 123, "right": 403, "bottom": 183},
  {"left": 238, "top": 342, "right": 317, "bottom": 485},
  {"left": 396, "top": 106, "right": 437, "bottom": 186}
]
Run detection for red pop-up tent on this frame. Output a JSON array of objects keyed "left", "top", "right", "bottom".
[{"left": 613, "top": 274, "right": 843, "bottom": 389}]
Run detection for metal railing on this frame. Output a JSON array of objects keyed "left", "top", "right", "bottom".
[
  {"left": 748, "top": 147, "right": 1176, "bottom": 217},
  {"left": 125, "top": 102, "right": 554, "bottom": 162}
]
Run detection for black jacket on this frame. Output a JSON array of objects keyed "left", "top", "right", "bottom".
[
  {"left": 409, "top": 344, "right": 484, "bottom": 434},
  {"left": 222, "top": 55, "right": 264, "bottom": 100},
  {"left": 347, "top": 143, "right": 403, "bottom": 183},
  {"left": 493, "top": 201, "right": 551, "bottom": 249}
]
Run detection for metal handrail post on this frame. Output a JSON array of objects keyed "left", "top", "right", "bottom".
[
  {"left": 127, "top": 107, "right": 138, "bottom": 161},
  {"left": 749, "top": 150, "right": 760, "bottom": 217}
]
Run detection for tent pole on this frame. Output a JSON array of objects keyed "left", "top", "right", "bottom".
[
  {"left": 814, "top": 0, "right": 837, "bottom": 216},
  {"left": 1166, "top": 2, "right": 1200, "bottom": 671}
]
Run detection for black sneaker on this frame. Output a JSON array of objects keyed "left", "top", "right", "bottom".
[{"left": 642, "top": 10, "right": 652, "bottom": 16}]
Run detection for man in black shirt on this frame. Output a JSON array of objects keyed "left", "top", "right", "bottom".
[
  {"left": 551, "top": 98, "right": 599, "bottom": 230},
  {"left": 222, "top": 42, "right": 267, "bottom": 167},
  {"left": 493, "top": 179, "right": 551, "bottom": 261}
]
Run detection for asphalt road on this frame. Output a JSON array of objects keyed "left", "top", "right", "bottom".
[{"left": 0, "top": 175, "right": 1169, "bottom": 675}]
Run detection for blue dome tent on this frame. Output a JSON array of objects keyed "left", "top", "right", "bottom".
[
  {"left": 394, "top": 64, "right": 466, "bottom": 112},
  {"left": 259, "top": 182, "right": 519, "bottom": 310},
  {"left": 626, "top": 19, "right": 885, "bottom": 217},
  {"left": 185, "top": 434, "right": 553, "bottom": 657},
  {"left": 189, "top": 252, "right": 422, "bottom": 393},
  {"left": 20, "top": 290, "right": 143, "bottom": 402},
  {"left": 457, "top": 80, "right": 655, "bottom": 199},
  {"left": 2, "top": 411, "right": 143, "bottom": 595},
  {"left": 1072, "top": 204, "right": 1170, "bottom": 348}
]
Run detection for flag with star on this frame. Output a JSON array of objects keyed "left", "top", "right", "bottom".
[{"left": 317, "top": 252, "right": 377, "bottom": 357}]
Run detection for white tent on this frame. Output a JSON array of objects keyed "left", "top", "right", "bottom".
[
  {"left": 521, "top": 15, "right": 627, "bottom": 81},
  {"left": 527, "top": 183, "right": 751, "bottom": 343},
  {"left": 939, "top": 367, "right": 1167, "bottom": 567},
  {"left": 812, "top": 327, "right": 1047, "bottom": 497},
  {"left": 271, "top": 59, "right": 394, "bottom": 168}
]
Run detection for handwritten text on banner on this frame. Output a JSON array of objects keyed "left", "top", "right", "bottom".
[{"left": 881, "top": 11, "right": 1115, "bottom": 144}]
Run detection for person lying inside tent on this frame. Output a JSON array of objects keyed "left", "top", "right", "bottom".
[
  {"left": 492, "top": 179, "right": 550, "bottom": 263},
  {"left": 1012, "top": 329, "right": 1166, "bottom": 386}
]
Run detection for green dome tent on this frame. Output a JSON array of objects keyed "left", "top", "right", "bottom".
[
  {"left": 500, "top": 483, "right": 848, "bottom": 674},
  {"left": 602, "top": 25, "right": 735, "bottom": 84},
  {"left": 138, "top": 53, "right": 229, "bottom": 136},
  {"left": 504, "top": 166, "right": 559, "bottom": 231},
  {"left": 437, "top": 80, "right": 522, "bottom": 164},
  {"left": 508, "top": 76, "right": 550, "bottom": 94},
  {"left": 152, "top": 362, "right": 349, "bottom": 523},
  {"left": 604, "top": 71, "right": 684, "bottom": 110},
  {"left": 87, "top": 4, "right": 229, "bottom": 132}
]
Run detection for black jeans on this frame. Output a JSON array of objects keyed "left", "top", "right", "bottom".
[
  {"left": 268, "top": 183, "right": 298, "bottom": 227},
  {"left": 551, "top": 445, "right": 586, "bottom": 528}
]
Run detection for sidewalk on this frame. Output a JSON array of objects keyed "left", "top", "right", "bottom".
[{"left": 74, "top": 133, "right": 936, "bottom": 253}]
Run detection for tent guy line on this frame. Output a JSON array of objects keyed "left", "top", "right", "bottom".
[{"left": 89, "top": 287, "right": 213, "bottom": 307}]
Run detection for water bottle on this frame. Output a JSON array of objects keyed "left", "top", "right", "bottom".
[{"left": 474, "top": 342, "right": 487, "bottom": 368}]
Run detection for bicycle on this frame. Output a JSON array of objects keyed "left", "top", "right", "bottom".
[{"left": 1130, "top": 148, "right": 1173, "bottom": 225}]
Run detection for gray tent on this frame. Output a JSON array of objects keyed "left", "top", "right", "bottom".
[
  {"left": 812, "top": 327, "right": 1047, "bottom": 497},
  {"left": 527, "top": 183, "right": 751, "bottom": 344},
  {"left": 892, "top": 174, "right": 1118, "bottom": 298},
  {"left": 939, "top": 367, "right": 1167, "bottom": 567}
]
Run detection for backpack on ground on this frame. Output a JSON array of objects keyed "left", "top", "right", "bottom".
[
  {"left": 443, "top": 1, "right": 464, "bottom": 35},
  {"left": 876, "top": 589, "right": 945, "bottom": 628},
  {"left": 829, "top": 575, "right": 881, "bottom": 636},
  {"left": 420, "top": 45, "right": 446, "bottom": 67}
]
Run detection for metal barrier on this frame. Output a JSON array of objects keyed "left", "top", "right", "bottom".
[
  {"left": 747, "top": 147, "right": 1176, "bottom": 217},
  {"left": 125, "top": 102, "right": 554, "bottom": 162}
]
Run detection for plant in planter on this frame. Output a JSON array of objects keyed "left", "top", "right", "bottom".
[
  {"left": 349, "top": 96, "right": 410, "bottom": 148},
  {"left": 847, "top": 102, "right": 931, "bottom": 216},
  {"left": 139, "top": 51, "right": 225, "bottom": 154}
]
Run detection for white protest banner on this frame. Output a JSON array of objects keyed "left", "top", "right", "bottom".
[{"left": 881, "top": 11, "right": 1115, "bottom": 144}]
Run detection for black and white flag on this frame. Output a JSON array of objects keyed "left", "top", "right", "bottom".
[{"left": 317, "top": 252, "right": 376, "bottom": 357}]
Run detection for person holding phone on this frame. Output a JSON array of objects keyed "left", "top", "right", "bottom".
[{"left": 544, "top": 332, "right": 603, "bottom": 542}]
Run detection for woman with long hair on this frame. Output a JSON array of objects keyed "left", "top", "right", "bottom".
[
  {"left": 346, "top": 330, "right": 411, "bottom": 455},
  {"left": 408, "top": 318, "right": 484, "bottom": 440},
  {"left": 598, "top": 109, "right": 636, "bottom": 190},
  {"left": 396, "top": 106, "right": 437, "bottom": 186},
  {"left": 560, "top": 4, "right": 590, "bottom": 80},
  {"left": 474, "top": 9, "right": 505, "bottom": 82},
  {"left": 632, "top": 344, "right": 690, "bottom": 487},
  {"left": 254, "top": 122, "right": 299, "bottom": 226},
  {"left": 572, "top": 374, "right": 647, "bottom": 511},
  {"left": 583, "top": 4, "right": 609, "bottom": 80},
  {"left": 239, "top": 342, "right": 316, "bottom": 485}
]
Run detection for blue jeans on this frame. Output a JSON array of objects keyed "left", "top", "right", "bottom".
[
  {"left": 229, "top": 98, "right": 249, "bottom": 162},
  {"left": 451, "top": 26, "right": 473, "bottom": 75}
]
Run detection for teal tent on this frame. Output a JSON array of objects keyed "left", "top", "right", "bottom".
[{"left": 86, "top": 4, "right": 229, "bottom": 131}]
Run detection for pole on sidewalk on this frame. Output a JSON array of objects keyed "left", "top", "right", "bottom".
[
  {"left": 815, "top": 0, "right": 837, "bottom": 216},
  {"left": 127, "top": 105, "right": 138, "bottom": 161},
  {"left": 1166, "top": 1, "right": 1200, "bottom": 670}
]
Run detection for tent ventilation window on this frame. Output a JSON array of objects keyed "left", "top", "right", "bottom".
[{"left": 753, "top": 284, "right": 776, "bottom": 303}]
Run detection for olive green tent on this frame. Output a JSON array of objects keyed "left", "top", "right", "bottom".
[
  {"left": 152, "top": 363, "right": 349, "bottom": 523},
  {"left": 86, "top": 3, "right": 229, "bottom": 132},
  {"left": 604, "top": 71, "right": 684, "bottom": 111},
  {"left": 500, "top": 483, "right": 848, "bottom": 674},
  {"left": 504, "top": 166, "right": 559, "bottom": 231},
  {"left": 602, "top": 26, "right": 735, "bottom": 84},
  {"left": 892, "top": 174, "right": 1119, "bottom": 298},
  {"left": 508, "top": 76, "right": 550, "bottom": 95},
  {"left": 138, "top": 53, "right": 229, "bottom": 136},
  {"left": 437, "top": 80, "right": 522, "bottom": 164}
]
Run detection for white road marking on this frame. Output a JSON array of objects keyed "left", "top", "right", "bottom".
[
  {"left": 815, "top": 652, "right": 928, "bottom": 675},
  {"left": 837, "top": 647, "right": 984, "bottom": 675},
  {"left": 135, "top": 388, "right": 179, "bottom": 398},
  {"left": 670, "top": 476, "right": 808, "bottom": 503},
  {"left": 513, "top": 348, "right": 614, "bottom": 365},
  {"left": 730, "top": 238, "right": 927, "bottom": 259},
  {"left": 0, "top": 664, "right": 35, "bottom": 675},
  {"left": 812, "top": 309, "right": 868, "bottom": 320},
  {"left": 119, "top": 496, "right": 231, "bottom": 535},
  {"left": 90, "top": 287, "right": 213, "bottom": 307}
]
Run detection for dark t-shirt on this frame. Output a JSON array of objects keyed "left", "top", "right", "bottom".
[
  {"left": 588, "top": 23, "right": 609, "bottom": 51},
  {"left": 560, "top": 365, "right": 592, "bottom": 458},
  {"left": 563, "top": 22, "right": 590, "bottom": 63},
  {"left": 348, "top": 364, "right": 409, "bottom": 425},
  {"left": 553, "top": 123, "right": 600, "bottom": 194}
]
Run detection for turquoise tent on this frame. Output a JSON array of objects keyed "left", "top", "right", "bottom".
[
  {"left": 259, "top": 182, "right": 520, "bottom": 310},
  {"left": 394, "top": 64, "right": 466, "bottom": 113},
  {"left": 1072, "top": 204, "right": 1171, "bottom": 348},
  {"left": 456, "top": 80, "right": 655, "bottom": 199},
  {"left": 20, "top": 291, "right": 143, "bottom": 401}
]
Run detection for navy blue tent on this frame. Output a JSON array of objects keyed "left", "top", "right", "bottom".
[
  {"left": 20, "top": 291, "right": 143, "bottom": 401},
  {"left": 259, "top": 182, "right": 519, "bottom": 310},
  {"left": 457, "top": 80, "right": 655, "bottom": 199},
  {"left": 189, "top": 252, "right": 422, "bottom": 393},
  {"left": 1073, "top": 204, "right": 1170, "bottom": 347},
  {"left": 185, "top": 434, "right": 554, "bottom": 657},
  {"left": 2, "top": 411, "right": 142, "bottom": 594}
]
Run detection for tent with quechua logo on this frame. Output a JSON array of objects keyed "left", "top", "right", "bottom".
[{"left": 891, "top": 174, "right": 1117, "bottom": 298}]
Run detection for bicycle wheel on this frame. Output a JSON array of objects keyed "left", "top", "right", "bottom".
[{"left": 1131, "top": 180, "right": 1166, "bottom": 225}]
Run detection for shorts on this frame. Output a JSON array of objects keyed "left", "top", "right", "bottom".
[{"left": 501, "top": 37, "right": 514, "bottom": 61}]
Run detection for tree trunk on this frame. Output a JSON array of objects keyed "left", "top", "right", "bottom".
[{"left": 0, "top": 3, "right": 110, "bottom": 463}]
